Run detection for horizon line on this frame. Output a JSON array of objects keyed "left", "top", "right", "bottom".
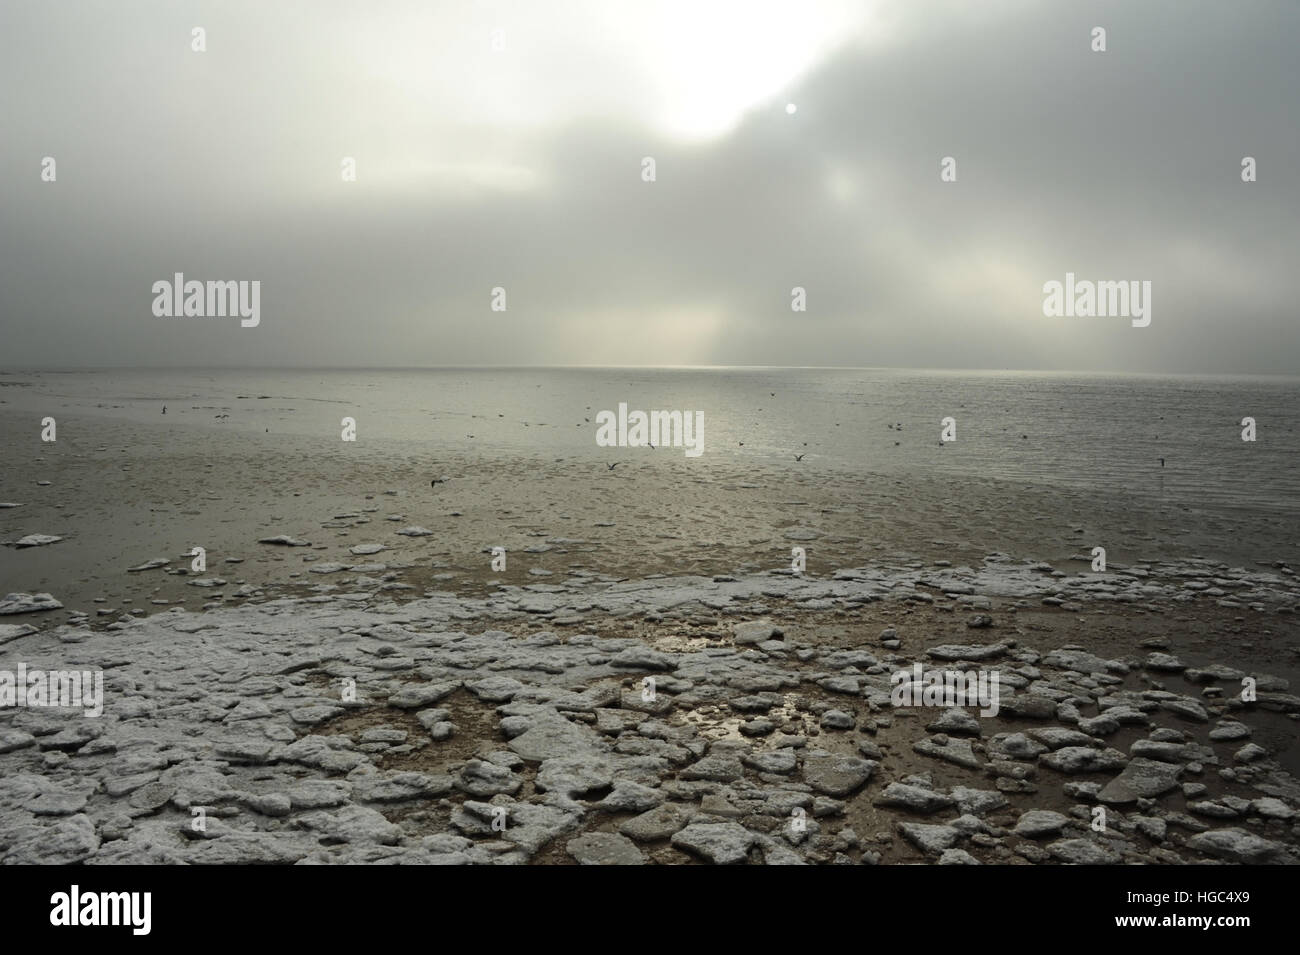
[{"left": 2, "top": 363, "right": 1298, "bottom": 381}]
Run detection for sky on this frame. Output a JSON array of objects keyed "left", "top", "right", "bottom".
[{"left": 1, "top": 0, "right": 1297, "bottom": 373}]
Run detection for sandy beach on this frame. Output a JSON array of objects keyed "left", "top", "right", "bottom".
[{"left": 2, "top": 384, "right": 1299, "bottom": 864}]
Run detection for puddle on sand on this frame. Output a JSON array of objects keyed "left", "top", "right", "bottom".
[{"left": 680, "top": 692, "right": 818, "bottom": 744}]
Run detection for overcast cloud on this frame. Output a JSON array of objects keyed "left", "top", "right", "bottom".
[{"left": 1, "top": 0, "right": 1296, "bottom": 373}]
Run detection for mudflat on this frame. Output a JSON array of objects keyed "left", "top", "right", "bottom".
[{"left": 1, "top": 399, "right": 1297, "bottom": 865}]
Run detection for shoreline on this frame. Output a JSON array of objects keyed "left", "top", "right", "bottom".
[{"left": 3, "top": 403, "right": 1297, "bottom": 624}]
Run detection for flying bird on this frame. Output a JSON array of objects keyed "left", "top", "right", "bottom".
[
  {"left": 607, "top": 463, "right": 618, "bottom": 471},
  {"left": 794, "top": 453, "right": 805, "bottom": 461}
]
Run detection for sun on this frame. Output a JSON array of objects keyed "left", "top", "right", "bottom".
[{"left": 639, "top": 1, "right": 873, "bottom": 139}]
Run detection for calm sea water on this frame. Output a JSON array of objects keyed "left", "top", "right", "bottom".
[{"left": 7, "top": 367, "right": 1299, "bottom": 513}]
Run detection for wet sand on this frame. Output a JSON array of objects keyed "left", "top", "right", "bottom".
[
  {"left": 2, "top": 407, "right": 1295, "bottom": 622},
  {"left": 2, "top": 404, "right": 1299, "bottom": 865}
]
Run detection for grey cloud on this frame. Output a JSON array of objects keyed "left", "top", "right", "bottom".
[{"left": 1, "top": 0, "right": 1295, "bottom": 372}]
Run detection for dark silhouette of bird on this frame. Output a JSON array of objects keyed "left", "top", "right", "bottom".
[
  {"left": 738, "top": 441, "right": 744, "bottom": 446},
  {"left": 770, "top": 392, "right": 775, "bottom": 397},
  {"left": 794, "top": 453, "right": 805, "bottom": 461},
  {"left": 162, "top": 406, "right": 166, "bottom": 414},
  {"left": 607, "top": 463, "right": 618, "bottom": 471},
  {"left": 431, "top": 476, "right": 448, "bottom": 487},
  {"left": 1159, "top": 457, "right": 1165, "bottom": 467}
]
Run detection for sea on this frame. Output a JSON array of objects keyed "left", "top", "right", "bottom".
[{"left": 3, "top": 366, "right": 1298, "bottom": 515}]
